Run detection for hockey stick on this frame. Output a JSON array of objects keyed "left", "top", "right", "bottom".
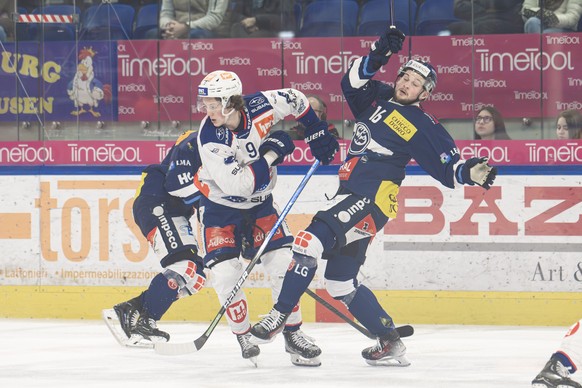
[
  {"left": 155, "top": 160, "right": 321, "bottom": 355},
  {"left": 389, "top": 0, "right": 396, "bottom": 28},
  {"left": 305, "top": 289, "right": 414, "bottom": 339}
]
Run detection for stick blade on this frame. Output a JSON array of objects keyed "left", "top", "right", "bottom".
[
  {"left": 396, "top": 325, "right": 414, "bottom": 338},
  {"left": 154, "top": 341, "right": 198, "bottom": 355}
]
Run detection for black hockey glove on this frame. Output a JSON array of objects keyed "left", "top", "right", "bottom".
[
  {"left": 368, "top": 27, "right": 406, "bottom": 72},
  {"left": 304, "top": 121, "right": 339, "bottom": 165},
  {"left": 542, "top": 9, "right": 559, "bottom": 27},
  {"left": 456, "top": 157, "right": 497, "bottom": 190},
  {"left": 259, "top": 130, "right": 296, "bottom": 166}
]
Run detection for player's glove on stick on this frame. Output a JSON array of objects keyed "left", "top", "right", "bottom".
[
  {"left": 259, "top": 130, "right": 296, "bottom": 166},
  {"left": 304, "top": 121, "right": 339, "bottom": 165},
  {"left": 367, "top": 27, "right": 405, "bottom": 72},
  {"left": 456, "top": 157, "right": 497, "bottom": 189}
]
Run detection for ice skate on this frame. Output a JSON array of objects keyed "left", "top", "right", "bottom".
[
  {"left": 113, "top": 297, "right": 141, "bottom": 338},
  {"left": 250, "top": 308, "right": 290, "bottom": 344},
  {"left": 283, "top": 329, "right": 322, "bottom": 367},
  {"left": 126, "top": 313, "right": 170, "bottom": 346},
  {"left": 532, "top": 355, "right": 582, "bottom": 388},
  {"left": 103, "top": 296, "right": 153, "bottom": 348},
  {"left": 362, "top": 330, "right": 410, "bottom": 367},
  {"left": 236, "top": 331, "right": 260, "bottom": 367}
]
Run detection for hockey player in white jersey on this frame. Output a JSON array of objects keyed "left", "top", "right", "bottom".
[
  {"left": 194, "top": 70, "right": 339, "bottom": 366},
  {"left": 250, "top": 27, "right": 497, "bottom": 366},
  {"left": 533, "top": 319, "right": 582, "bottom": 388}
]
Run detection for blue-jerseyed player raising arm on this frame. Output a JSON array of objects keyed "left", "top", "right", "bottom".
[{"left": 250, "top": 27, "right": 497, "bottom": 367}]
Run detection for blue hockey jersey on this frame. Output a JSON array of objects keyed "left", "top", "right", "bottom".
[
  {"left": 136, "top": 130, "right": 202, "bottom": 207},
  {"left": 339, "top": 56, "right": 463, "bottom": 218}
]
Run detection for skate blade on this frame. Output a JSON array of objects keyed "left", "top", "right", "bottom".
[
  {"left": 101, "top": 309, "right": 153, "bottom": 349},
  {"left": 289, "top": 353, "right": 322, "bottom": 367},
  {"left": 246, "top": 356, "right": 258, "bottom": 368},
  {"left": 365, "top": 355, "right": 411, "bottom": 367}
]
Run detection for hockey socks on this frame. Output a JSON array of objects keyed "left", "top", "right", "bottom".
[
  {"left": 555, "top": 351, "right": 577, "bottom": 374},
  {"left": 275, "top": 254, "right": 317, "bottom": 313},
  {"left": 142, "top": 273, "right": 178, "bottom": 320},
  {"left": 344, "top": 285, "right": 395, "bottom": 337}
]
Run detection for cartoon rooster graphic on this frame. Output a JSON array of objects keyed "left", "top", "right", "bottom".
[{"left": 67, "top": 47, "right": 112, "bottom": 117}]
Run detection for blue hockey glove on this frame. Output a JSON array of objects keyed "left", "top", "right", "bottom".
[
  {"left": 304, "top": 121, "right": 339, "bottom": 165},
  {"left": 367, "top": 27, "right": 406, "bottom": 72},
  {"left": 456, "top": 157, "right": 497, "bottom": 189},
  {"left": 259, "top": 130, "right": 296, "bottom": 166}
]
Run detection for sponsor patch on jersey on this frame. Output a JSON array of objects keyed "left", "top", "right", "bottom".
[
  {"left": 375, "top": 181, "right": 399, "bottom": 218},
  {"left": 249, "top": 96, "right": 265, "bottom": 107},
  {"left": 349, "top": 122, "right": 371, "bottom": 154},
  {"left": 205, "top": 225, "right": 236, "bottom": 252},
  {"left": 339, "top": 157, "right": 359, "bottom": 181},
  {"left": 253, "top": 214, "right": 283, "bottom": 247},
  {"left": 253, "top": 112, "right": 274, "bottom": 138},
  {"left": 440, "top": 152, "right": 451, "bottom": 164},
  {"left": 384, "top": 110, "right": 417, "bottom": 141},
  {"left": 222, "top": 195, "right": 247, "bottom": 203},
  {"left": 217, "top": 127, "right": 226, "bottom": 141}
]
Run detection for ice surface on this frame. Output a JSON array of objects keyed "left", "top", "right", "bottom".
[{"left": 0, "top": 319, "right": 578, "bottom": 388}]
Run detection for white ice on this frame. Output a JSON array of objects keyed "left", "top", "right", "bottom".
[{"left": 0, "top": 319, "right": 578, "bottom": 388}]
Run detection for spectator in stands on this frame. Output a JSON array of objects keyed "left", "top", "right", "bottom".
[
  {"left": 288, "top": 95, "right": 340, "bottom": 140},
  {"left": 474, "top": 106, "right": 512, "bottom": 140},
  {"left": 447, "top": 0, "right": 524, "bottom": 35},
  {"left": 522, "top": 0, "right": 582, "bottom": 33},
  {"left": 148, "top": 0, "right": 233, "bottom": 39},
  {"left": 556, "top": 109, "right": 582, "bottom": 139},
  {"left": 0, "top": 0, "right": 15, "bottom": 42},
  {"left": 230, "top": 0, "right": 296, "bottom": 38}
]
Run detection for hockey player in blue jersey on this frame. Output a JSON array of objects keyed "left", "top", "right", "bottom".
[
  {"left": 194, "top": 70, "right": 339, "bottom": 366},
  {"left": 103, "top": 131, "right": 207, "bottom": 348},
  {"left": 250, "top": 27, "right": 497, "bottom": 366}
]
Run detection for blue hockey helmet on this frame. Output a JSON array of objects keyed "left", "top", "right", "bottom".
[{"left": 398, "top": 60, "right": 437, "bottom": 93}]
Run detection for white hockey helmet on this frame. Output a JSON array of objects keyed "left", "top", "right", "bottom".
[
  {"left": 398, "top": 60, "right": 437, "bottom": 93},
  {"left": 197, "top": 70, "right": 243, "bottom": 111}
]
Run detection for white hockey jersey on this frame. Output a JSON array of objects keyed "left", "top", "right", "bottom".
[{"left": 195, "top": 89, "right": 312, "bottom": 209}]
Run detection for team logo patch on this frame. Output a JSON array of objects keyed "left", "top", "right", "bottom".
[
  {"left": 349, "top": 122, "right": 371, "bottom": 155},
  {"left": 384, "top": 110, "right": 417, "bottom": 141}
]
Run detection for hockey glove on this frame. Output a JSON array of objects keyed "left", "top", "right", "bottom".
[
  {"left": 259, "top": 130, "right": 296, "bottom": 166},
  {"left": 542, "top": 10, "right": 559, "bottom": 27},
  {"left": 456, "top": 157, "right": 497, "bottom": 190},
  {"left": 304, "top": 121, "right": 339, "bottom": 165},
  {"left": 367, "top": 27, "right": 406, "bottom": 72}
]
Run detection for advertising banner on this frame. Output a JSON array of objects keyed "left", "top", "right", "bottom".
[
  {"left": 1, "top": 173, "right": 581, "bottom": 294},
  {"left": 1, "top": 139, "right": 581, "bottom": 166},
  {"left": 2, "top": 34, "right": 579, "bottom": 122},
  {"left": 116, "top": 34, "right": 582, "bottom": 120},
  {"left": 0, "top": 41, "right": 117, "bottom": 121}
]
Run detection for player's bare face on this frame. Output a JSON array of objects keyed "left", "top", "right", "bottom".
[
  {"left": 394, "top": 71, "right": 425, "bottom": 104},
  {"left": 200, "top": 97, "right": 227, "bottom": 126}
]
